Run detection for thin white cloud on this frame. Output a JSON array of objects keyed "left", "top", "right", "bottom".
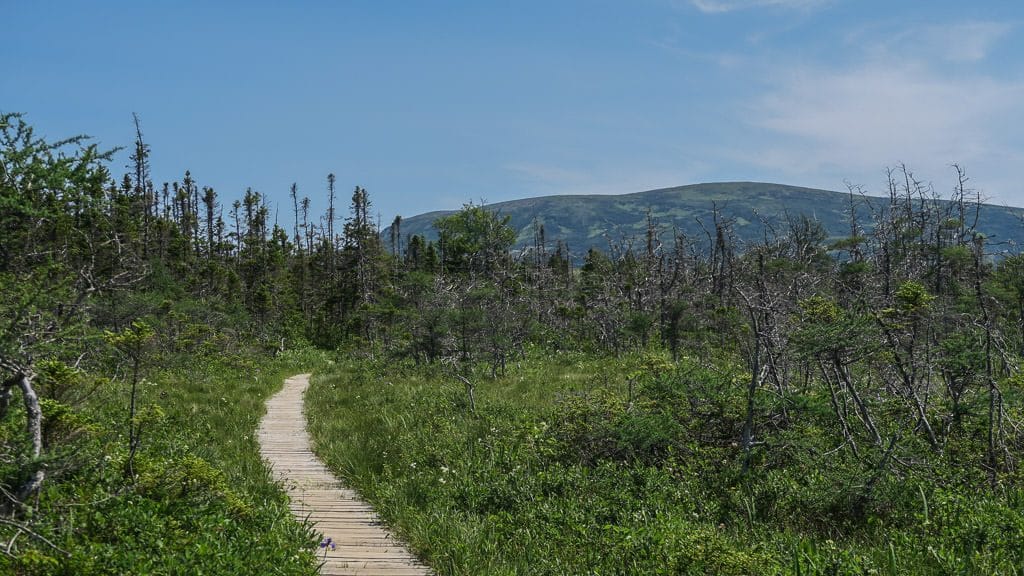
[
  {"left": 743, "top": 61, "right": 1024, "bottom": 199},
  {"left": 504, "top": 163, "right": 591, "bottom": 187},
  {"left": 651, "top": 41, "right": 745, "bottom": 68},
  {"left": 690, "top": 0, "right": 830, "bottom": 14},
  {"left": 853, "top": 21, "right": 1014, "bottom": 63},
  {"left": 649, "top": 20, "right": 746, "bottom": 68},
  {"left": 936, "top": 22, "right": 1013, "bottom": 62},
  {"left": 503, "top": 161, "right": 709, "bottom": 198}
]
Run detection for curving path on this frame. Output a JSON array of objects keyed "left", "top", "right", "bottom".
[{"left": 258, "top": 374, "right": 431, "bottom": 576}]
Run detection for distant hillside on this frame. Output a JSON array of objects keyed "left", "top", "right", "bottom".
[{"left": 389, "top": 182, "right": 1024, "bottom": 259}]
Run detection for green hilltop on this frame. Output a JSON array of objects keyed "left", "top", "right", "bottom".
[{"left": 392, "top": 182, "right": 1024, "bottom": 257}]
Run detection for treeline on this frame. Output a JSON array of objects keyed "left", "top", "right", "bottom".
[
  {"left": 1, "top": 114, "right": 330, "bottom": 573},
  {"left": 6, "top": 113, "right": 1024, "bottom": 486},
  {"left": 369, "top": 166, "right": 1024, "bottom": 490},
  {"left": 2, "top": 113, "right": 1023, "bottom": 569}
]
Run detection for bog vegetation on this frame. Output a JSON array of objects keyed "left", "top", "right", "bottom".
[{"left": 2, "top": 112, "right": 1024, "bottom": 573}]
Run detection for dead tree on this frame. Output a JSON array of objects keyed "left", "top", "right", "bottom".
[{"left": 0, "top": 360, "right": 44, "bottom": 511}]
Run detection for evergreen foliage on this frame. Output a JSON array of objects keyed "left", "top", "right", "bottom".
[{"left": 3, "top": 112, "right": 1024, "bottom": 573}]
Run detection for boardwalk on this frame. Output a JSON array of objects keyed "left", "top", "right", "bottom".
[{"left": 258, "top": 374, "right": 432, "bottom": 576}]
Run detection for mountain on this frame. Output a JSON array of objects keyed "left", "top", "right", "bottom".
[{"left": 389, "top": 182, "right": 1024, "bottom": 259}]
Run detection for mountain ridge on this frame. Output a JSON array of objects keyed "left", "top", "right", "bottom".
[{"left": 388, "top": 182, "right": 1024, "bottom": 258}]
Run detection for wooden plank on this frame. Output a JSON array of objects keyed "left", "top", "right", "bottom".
[{"left": 259, "top": 374, "right": 432, "bottom": 576}]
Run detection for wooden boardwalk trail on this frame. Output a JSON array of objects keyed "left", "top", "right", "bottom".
[{"left": 258, "top": 374, "right": 432, "bottom": 576}]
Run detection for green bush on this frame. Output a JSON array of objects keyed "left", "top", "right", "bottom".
[
  {"left": 306, "top": 353, "right": 1024, "bottom": 575},
  {"left": 0, "top": 348, "right": 328, "bottom": 574}
]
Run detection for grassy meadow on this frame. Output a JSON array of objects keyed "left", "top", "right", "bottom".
[
  {"left": 3, "top": 348, "right": 329, "bottom": 575},
  {"left": 307, "top": 350, "right": 1024, "bottom": 576}
]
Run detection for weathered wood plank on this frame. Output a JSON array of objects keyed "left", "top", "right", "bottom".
[{"left": 259, "top": 374, "right": 432, "bottom": 576}]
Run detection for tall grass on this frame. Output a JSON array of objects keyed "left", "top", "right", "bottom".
[
  {"left": 306, "top": 351, "right": 1024, "bottom": 575},
  {"left": 3, "top": 348, "right": 331, "bottom": 574}
]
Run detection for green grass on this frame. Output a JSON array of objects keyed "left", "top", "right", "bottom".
[
  {"left": 306, "top": 351, "right": 1024, "bottom": 575},
  {"left": 306, "top": 352, "right": 772, "bottom": 575},
  {"left": 2, "top": 347, "right": 331, "bottom": 575}
]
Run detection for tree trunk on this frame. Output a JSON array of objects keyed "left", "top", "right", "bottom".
[
  {"left": 16, "top": 374, "right": 45, "bottom": 502},
  {"left": 1, "top": 367, "right": 46, "bottom": 508}
]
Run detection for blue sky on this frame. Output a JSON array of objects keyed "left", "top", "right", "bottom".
[{"left": 5, "top": 0, "right": 1024, "bottom": 223}]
